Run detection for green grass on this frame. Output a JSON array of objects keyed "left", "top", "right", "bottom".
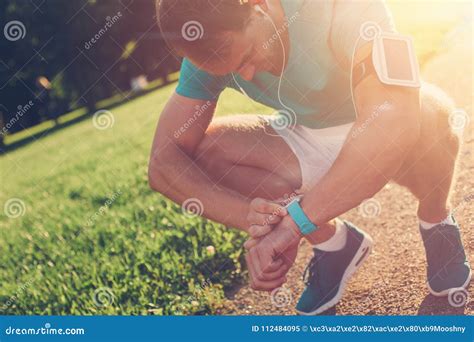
[{"left": 0, "top": 85, "right": 270, "bottom": 315}]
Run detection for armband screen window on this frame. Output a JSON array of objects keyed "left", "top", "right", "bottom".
[{"left": 372, "top": 33, "right": 421, "bottom": 88}]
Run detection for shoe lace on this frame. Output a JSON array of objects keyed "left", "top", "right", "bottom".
[
  {"left": 303, "top": 254, "right": 320, "bottom": 287},
  {"left": 442, "top": 228, "right": 465, "bottom": 262}
]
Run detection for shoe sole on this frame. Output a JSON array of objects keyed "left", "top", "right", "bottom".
[
  {"left": 427, "top": 268, "right": 472, "bottom": 297},
  {"left": 296, "top": 232, "right": 373, "bottom": 315}
]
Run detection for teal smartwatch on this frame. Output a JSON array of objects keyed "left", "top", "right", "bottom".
[{"left": 286, "top": 197, "right": 318, "bottom": 235}]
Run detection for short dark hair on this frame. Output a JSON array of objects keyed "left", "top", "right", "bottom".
[{"left": 156, "top": 0, "right": 252, "bottom": 64}]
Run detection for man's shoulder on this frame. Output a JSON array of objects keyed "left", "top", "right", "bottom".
[
  {"left": 292, "top": 0, "right": 333, "bottom": 22},
  {"left": 177, "top": 58, "right": 228, "bottom": 101}
]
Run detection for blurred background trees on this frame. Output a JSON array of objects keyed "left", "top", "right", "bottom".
[{"left": 0, "top": 0, "right": 180, "bottom": 135}]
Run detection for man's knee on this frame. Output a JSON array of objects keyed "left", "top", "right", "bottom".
[
  {"left": 419, "top": 82, "right": 460, "bottom": 155},
  {"left": 403, "top": 83, "right": 460, "bottom": 155},
  {"left": 394, "top": 83, "right": 460, "bottom": 187}
]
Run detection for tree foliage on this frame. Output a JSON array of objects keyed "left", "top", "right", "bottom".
[{"left": 0, "top": 0, "right": 179, "bottom": 134}]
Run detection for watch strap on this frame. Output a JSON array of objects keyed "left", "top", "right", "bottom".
[{"left": 286, "top": 199, "right": 318, "bottom": 235}]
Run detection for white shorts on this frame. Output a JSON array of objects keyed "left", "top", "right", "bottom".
[{"left": 266, "top": 117, "right": 355, "bottom": 193}]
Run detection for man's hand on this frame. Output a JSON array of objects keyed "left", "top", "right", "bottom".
[
  {"left": 245, "top": 216, "right": 302, "bottom": 291},
  {"left": 246, "top": 198, "right": 288, "bottom": 239}
]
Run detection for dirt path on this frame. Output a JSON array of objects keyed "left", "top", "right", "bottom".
[{"left": 221, "top": 33, "right": 473, "bottom": 316}]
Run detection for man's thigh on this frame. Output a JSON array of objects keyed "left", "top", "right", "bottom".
[
  {"left": 393, "top": 82, "right": 459, "bottom": 197},
  {"left": 195, "top": 114, "right": 302, "bottom": 191}
]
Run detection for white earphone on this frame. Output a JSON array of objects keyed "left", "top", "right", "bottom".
[
  {"left": 232, "top": 3, "right": 297, "bottom": 125},
  {"left": 235, "top": 2, "right": 363, "bottom": 122},
  {"left": 254, "top": 4, "right": 265, "bottom": 15}
]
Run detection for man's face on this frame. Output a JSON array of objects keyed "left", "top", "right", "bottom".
[{"left": 192, "top": 11, "right": 285, "bottom": 81}]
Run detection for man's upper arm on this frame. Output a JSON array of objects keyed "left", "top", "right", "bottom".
[
  {"left": 351, "top": 56, "right": 421, "bottom": 143},
  {"left": 353, "top": 73, "right": 420, "bottom": 125},
  {"left": 152, "top": 58, "right": 225, "bottom": 156},
  {"left": 153, "top": 92, "right": 217, "bottom": 156},
  {"left": 351, "top": 42, "right": 420, "bottom": 123},
  {"left": 328, "top": 0, "right": 420, "bottom": 122}
]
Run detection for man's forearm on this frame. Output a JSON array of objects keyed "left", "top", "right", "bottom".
[
  {"left": 301, "top": 110, "right": 419, "bottom": 227},
  {"left": 149, "top": 142, "right": 250, "bottom": 231}
]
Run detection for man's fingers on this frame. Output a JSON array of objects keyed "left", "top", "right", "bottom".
[
  {"left": 248, "top": 224, "right": 273, "bottom": 238},
  {"left": 263, "top": 258, "right": 283, "bottom": 273},
  {"left": 251, "top": 198, "right": 287, "bottom": 216},
  {"left": 255, "top": 242, "right": 275, "bottom": 275},
  {"left": 245, "top": 253, "right": 257, "bottom": 288},
  {"left": 247, "top": 212, "right": 282, "bottom": 226},
  {"left": 248, "top": 249, "right": 287, "bottom": 280},
  {"left": 250, "top": 275, "right": 287, "bottom": 291},
  {"left": 247, "top": 253, "right": 286, "bottom": 291},
  {"left": 247, "top": 252, "right": 287, "bottom": 291},
  {"left": 244, "top": 238, "right": 259, "bottom": 250},
  {"left": 248, "top": 245, "right": 266, "bottom": 278},
  {"left": 257, "top": 264, "right": 290, "bottom": 281}
]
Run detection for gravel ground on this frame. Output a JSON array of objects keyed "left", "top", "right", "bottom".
[{"left": 220, "top": 35, "right": 473, "bottom": 316}]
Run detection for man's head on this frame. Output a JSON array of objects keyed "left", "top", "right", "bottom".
[{"left": 156, "top": 0, "right": 287, "bottom": 80}]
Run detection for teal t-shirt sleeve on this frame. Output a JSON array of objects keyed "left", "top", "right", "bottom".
[
  {"left": 329, "top": 0, "right": 396, "bottom": 69},
  {"left": 175, "top": 58, "right": 228, "bottom": 101}
]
